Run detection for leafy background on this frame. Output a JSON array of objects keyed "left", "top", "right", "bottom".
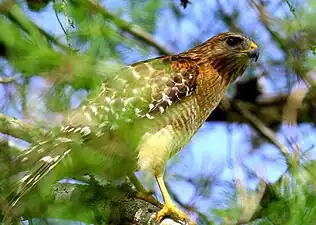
[{"left": 0, "top": 0, "right": 316, "bottom": 224}]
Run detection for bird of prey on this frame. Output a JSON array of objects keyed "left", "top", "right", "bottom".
[{"left": 4, "top": 32, "right": 259, "bottom": 225}]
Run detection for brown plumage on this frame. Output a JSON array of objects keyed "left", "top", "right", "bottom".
[{"left": 4, "top": 32, "right": 259, "bottom": 225}]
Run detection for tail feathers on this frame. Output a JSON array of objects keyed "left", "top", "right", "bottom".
[
  {"left": 3, "top": 126, "right": 93, "bottom": 224},
  {"left": 8, "top": 137, "right": 74, "bottom": 208}
]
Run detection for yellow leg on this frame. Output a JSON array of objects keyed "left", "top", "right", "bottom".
[
  {"left": 129, "top": 173, "right": 150, "bottom": 193},
  {"left": 155, "top": 174, "right": 196, "bottom": 225},
  {"left": 128, "top": 173, "right": 163, "bottom": 208}
]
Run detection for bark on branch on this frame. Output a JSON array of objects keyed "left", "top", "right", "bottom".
[
  {"left": 207, "top": 92, "right": 316, "bottom": 126},
  {"left": 7, "top": 181, "right": 184, "bottom": 225}
]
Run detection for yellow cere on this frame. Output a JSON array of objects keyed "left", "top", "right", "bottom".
[{"left": 249, "top": 41, "right": 258, "bottom": 51}]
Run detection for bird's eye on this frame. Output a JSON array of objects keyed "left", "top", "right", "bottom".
[{"left": 226, "top": 36, "right": 243, "bottom": 46}]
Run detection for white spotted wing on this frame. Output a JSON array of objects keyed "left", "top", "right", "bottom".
[{"left": 9, "top": 56, "right": 199, "bottom": 208}]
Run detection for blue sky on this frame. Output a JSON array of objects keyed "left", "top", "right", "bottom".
[{"left": 2, "top": 0, "right": 316, "bottom": 222}]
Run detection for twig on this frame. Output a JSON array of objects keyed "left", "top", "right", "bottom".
[
  {"left": 71, "top": 0, "right": 173, "bottom": 56},
  {"left": 282, "top": 81, "right": 309, "bottom": 125},
  {"left": 216, "top": 0, "right": 242, "bottom": 33},
  {"left": 1, "top": 3, "right": 70, "bottom": 51},
  {"left": 233, "top": 100, "right": 292, "bottom": 165},
  {"left": 284, "top": 0, "right": 302, "bottom": 28},
  {"left": 0, "top": 76, "right": 16, "bottom": 83},
  {"left": 53, "top": 1, "right": 67, "bottom": 38},
  {"left": 0, "top": 112, "right": 46, "bottom": 143},
  {"left": 247, "top": 0, "right": 316, "bottom": 87},
  {"left": 233, "top": 168, "right": 266, "bottom": 225}
]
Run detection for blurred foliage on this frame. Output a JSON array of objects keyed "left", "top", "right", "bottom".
[
  {"left": 0, "top": 0, "right": 316, "bottom": 224},
  {"left": 26, "top": 0, "right": 52, "bottom": 12}
]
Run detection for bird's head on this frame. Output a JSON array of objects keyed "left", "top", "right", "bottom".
[{"left": 182, "top": 32, "right": 259, "bottom": 81}]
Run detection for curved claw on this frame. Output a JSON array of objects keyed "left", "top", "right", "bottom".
[{"left": 156, "top": 203, "right": 195, "bottom": 225}]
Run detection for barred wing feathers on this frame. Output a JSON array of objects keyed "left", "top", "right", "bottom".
[
  {"left": 7, "top": 55, "right": 199, "bottom": 210},
  {"left": 73, "top": 56, "right": 200, "bottom": 131}
]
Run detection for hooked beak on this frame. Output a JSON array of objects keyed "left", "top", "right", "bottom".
[
  {"left": 249, "top": 48, "right": 259, "bottom": 62},
  {"left": 248, "top": 41, "right": 259, "bottom": 62}
]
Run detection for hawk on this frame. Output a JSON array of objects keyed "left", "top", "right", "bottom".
[{"left": 4, "top": 32, "right": 259, "bottom": 225}]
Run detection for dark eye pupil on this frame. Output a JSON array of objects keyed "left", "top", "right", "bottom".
[{"left": 226, "top": 37, "right": 242, "bottom": 46}]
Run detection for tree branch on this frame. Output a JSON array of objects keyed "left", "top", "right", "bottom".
[
  {"left": 72, "top": 0, "right": 173, "bottom": 56},
  {"left": 6, "top": 181, "right": 184, "bottom": 225},
  {"left": 1, "top": 3, "right": 70, "bottom": 52},
  {"left": 207, "top": 90, "right": 316, "bottom": 126},
  {"left": 0, "top": 76, "right": 16, "bottom": 84},
  {"left": 232, "top": 100, "right": 292, "bottom": 164},
  {"left": 0, "top": 113, "right": 46, "bottom": 143}
]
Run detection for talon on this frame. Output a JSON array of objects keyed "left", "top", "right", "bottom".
[
  {"left": 128, "top": 174, "right": 163, "bottom": 208},
  {"left": 156, "top": 203, "right": 195, "bottom": 225},
  {"left": 134, "top": 191, "right": 163, "bottom": 208}
]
